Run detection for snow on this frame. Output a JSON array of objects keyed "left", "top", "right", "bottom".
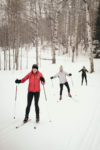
[{"left": 0, "top": 50, "right": 100, "bottom": 150}]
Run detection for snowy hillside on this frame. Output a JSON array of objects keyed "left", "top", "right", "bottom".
[{"left": 0, "top": 51, "right": 100, "bottom": 150}]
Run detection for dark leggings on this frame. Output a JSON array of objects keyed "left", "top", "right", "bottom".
[
  {"left": 60, "top": 82, "right": 70, "bottom": 96},
  {"left": 82, "top": 75, "right": 87, "bottom": 85},
  {"left": 25, "top": 92, "right": 40, "bottom": 118}
]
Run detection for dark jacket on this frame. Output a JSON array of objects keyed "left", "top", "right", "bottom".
[{"left": 79, "top": 68, "right": 88, "bottom": 76}]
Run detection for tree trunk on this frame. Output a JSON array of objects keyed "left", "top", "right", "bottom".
[
  {"left": 85, "top": 1, "right": 94, "bottom": 73},
  {"left": 26, "top": 47, "right": 28, "bottom": 69},
  {"left": 20, "top": 47, "right": 22, "bottom": 70},
  {"left": 15, "top": 47, "right": 19, "bottom": 70},
  {"left": 0, "top": 51, "right": 1, "bottom": 70},
  {"left": 35, "top": 2, "right": 39, "bottom": 65},
  {"left": 13, "top": 48, "right": 15, "bottom": 70},
  {"left": 65, "top": 8, "right": 69, "bottom": 54},
  {"left": 71, "top": 0, "right": 79, "bottom": 62},
  {"left": 72, "top": 46, "right": 75, "bottom": 62},
  {"left": 4, "top": 49, "right": 7, "bottom": 70},
  {"left": 52, "top": 11, "right": 58, "bottom": 64},
  {"left": 8, "top": 47, "right": 11, "bottom": 70}
]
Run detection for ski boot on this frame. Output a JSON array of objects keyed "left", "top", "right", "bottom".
[
  {"left": 59, "top": 95, "right": 62, "bottom": 100},
  {"left": 36, "top": 115, "right": 39, "bottom": 123},
  {"left": 23, "top": 116, "right": 28, "bottom": 123},
  {"left": 68, "top": 92, "right": 72, "bottom": 98}
]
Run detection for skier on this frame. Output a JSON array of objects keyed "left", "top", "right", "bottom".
[
  {"left": 15, "top": 64, "right": 45, "bottom": 123},
  {"left": 78, "top": 66, "right": 88, "bottom": 85},
  {"left": 50, "top": 65, "right": 72, "bottom": 100}
]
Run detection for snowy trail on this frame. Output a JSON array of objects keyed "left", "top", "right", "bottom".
[{"left": 0, "top": 57, "right": 100, "bottom": 150}]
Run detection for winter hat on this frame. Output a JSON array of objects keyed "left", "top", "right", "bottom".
[
  {"left": 59, "top": 65, "right": 63, "bottom": 71},
  {"left": 32, "top": 64, "right": 38, "bottom": 70}
]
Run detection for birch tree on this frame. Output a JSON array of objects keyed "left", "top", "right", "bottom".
[
  {"left": 83, "top": 0, "right": 94, "bottom": 73},
  {"left": 94, "top": 2, "right": 100, "bottom": 52},
  {"left": 29, "top": 0, "right": 39, "bottom": 65}
]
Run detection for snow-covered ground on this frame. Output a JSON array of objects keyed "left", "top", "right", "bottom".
[{"left": 0, "top": 50, "right": 100, "bottom": 150}]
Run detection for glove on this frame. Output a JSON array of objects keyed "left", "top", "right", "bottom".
[
  {"left": 40, "top": 77, "right": 45, "bottom": 83},
  {"left": 15, "top": 79, "right": 21, "bottom": 84},
  {"left": 69, "top": 73, "right": 72, "bottom": 76},
  {"left": 50, "top": 76, "right": 53, "bottom": 79}
]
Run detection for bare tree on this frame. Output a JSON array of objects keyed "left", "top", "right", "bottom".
[
  {"left": 83, "top": 0, "right": 94, "bottom": 73},
  {"left": 0, "top": 0, "right": 99, "bottom": 70}
]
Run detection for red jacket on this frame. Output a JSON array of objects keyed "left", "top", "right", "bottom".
[{"left": 21, "top": 71, "right": 44, "bottom": 92}]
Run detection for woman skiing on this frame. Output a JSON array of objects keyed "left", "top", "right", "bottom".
[
  {"left": 50, "top": 65, "right": 72, "bottom": 100},
  {"left": 79, "top": 66, "right": 88, "bottom": 85},
  {"left": 15, "top": 64, "right": 45, "bottom": 123}
]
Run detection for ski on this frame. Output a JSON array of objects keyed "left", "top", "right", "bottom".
[
  {"left": 57, "top": 100, "right": 61, "bottom": 103},
  {"left": 16, "top": 119, "right": 31, "bottom": 129},
  {"left": 57, "top": 96, "right": 78, "bottom": 102},
  {"left": 33, "top": 121, "right": 51, "bottom": 129},
  {"left": 57, "top": 96, "right": 73, "bottom": 102},
  {"left": 68, "top": 96, "right": 78, "bottom": 102}
]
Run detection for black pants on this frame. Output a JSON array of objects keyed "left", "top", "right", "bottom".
[
  {"left": 82, "top": 75, "right": 87, "bottom": 85},
  {"left": 25, "top": 92, "right": 40, "bottom": 118},
  {"left": 60, "top": 82, "right": 70, "bottom": 96}
]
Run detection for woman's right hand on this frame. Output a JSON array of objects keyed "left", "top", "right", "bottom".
[{"left": 15, "top": 79, "right": 21, "bottom": 84}]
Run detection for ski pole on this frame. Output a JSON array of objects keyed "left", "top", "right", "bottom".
[
  {"left": 51, "top": 79, "right": 54, "bottom": 87},
  {"left": 14, "top": 85, "right": 18, "bottom": 119},
  {"left": 43, "top": 84, "right": 52, "bottom": 122},
  {"left": 42, "top": 84, "right": 52, "bottom": 122},
  {"left": 43, "top": 84, "right": 47, "bottom": 101},
  {"left": 45, "top": 104, "right": 52, "bottom": 122},
  {"left": 70, "top": 76, "right": 74, "bottom": 86},
  {"left": 43, "top": 85, "right": 52, "bottom": 122}
]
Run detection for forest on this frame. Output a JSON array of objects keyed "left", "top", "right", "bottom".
[{"left": 0, "top": 0, "right": 100, "bottom": 72}]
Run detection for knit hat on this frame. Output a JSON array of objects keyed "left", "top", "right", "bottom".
[{"left": 32, "top": 64, "right": 38, "bottom": 70}]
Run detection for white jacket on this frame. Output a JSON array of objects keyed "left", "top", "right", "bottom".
[{"left": 53, "top": 71, "right": 69, "bottom": 84}]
